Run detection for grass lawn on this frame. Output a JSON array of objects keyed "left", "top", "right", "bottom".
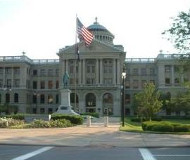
[{"left": 120, "top": 116, "right": 190, "bottom": 134}]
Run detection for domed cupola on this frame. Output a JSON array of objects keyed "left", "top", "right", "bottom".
[{"left": 88, "top": 18, "right": 115, "bottom": 44}]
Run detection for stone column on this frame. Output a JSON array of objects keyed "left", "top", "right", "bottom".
[
  {"left": 157, "top": 64, "right": 165, "bottom": 87},
  {"left": 83, "top": 59, "right": 86, "bottom": 85},
  {"left": 113, "top": 59, "right": 116, "bottom": 85},
  {"left": 117, "top": 59, "right": 120, "bottom": 85},
  {"left": 79, "top": 60, "right": 82, "bottom": 85},
  {"left": 96, "top": 59, "right": 99, "bottom": 85},
  {"left": 100, "top": 59, "right": 103, "bottom": 85}
]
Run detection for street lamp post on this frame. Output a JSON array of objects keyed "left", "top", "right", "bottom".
[{"left": 121, "top": 70, "right": 126, "bottom": 127}]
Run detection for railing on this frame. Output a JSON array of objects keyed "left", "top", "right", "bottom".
[
  {"left": 125, "top": 58, "right": 155, "bottom": 63},
  {"left": 0, "top": 56, "right": 59, "bottom": 64}
]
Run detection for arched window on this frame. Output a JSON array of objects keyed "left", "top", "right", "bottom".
[
  {"left": 5, "top": 93, "right": 10, "bottom": 103},
  {"left": 85, "top": 93, "right": 96, "bottom": 113},
  {"left": 14, "top": 93, "right": 19, "bottom": 103},
  {"left": 103, "top": 93, "right": 113, "bottom": 115}
]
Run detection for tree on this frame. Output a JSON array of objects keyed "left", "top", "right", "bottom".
[
  {"left": 169, "top": 91, "right": 190, "bottom": 115},
  {"left": 162, "top": 10, "right": 190, "bottom": 54},
  {"left": 134, "top": 83, "right": 163, "bottom": 121}
]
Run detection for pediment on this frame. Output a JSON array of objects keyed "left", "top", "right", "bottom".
[{"left": 58, "top": 39, "right": 124, "bottom": 55}]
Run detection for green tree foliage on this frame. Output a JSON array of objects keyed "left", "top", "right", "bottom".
[
  {"left": 169, "top": 91, "right": 190, "bottom": 115},
  {"left": 134, "top": 83, "right": 163, "bottom": 121},
  {"left": 162, "top": 10, "right": 190, "bottom": 53}
]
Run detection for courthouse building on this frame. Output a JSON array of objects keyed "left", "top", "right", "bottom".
[{"left": 0, "top": 20, "right": 189, "bottom": 116}]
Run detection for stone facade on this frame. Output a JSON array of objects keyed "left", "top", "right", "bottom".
[{"left": 0, "top": 21, "right": 189, "bottom": 116}]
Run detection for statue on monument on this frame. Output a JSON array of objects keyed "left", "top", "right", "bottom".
[{"left": 63, "top": 71, "right": 69, "bottom": 88}]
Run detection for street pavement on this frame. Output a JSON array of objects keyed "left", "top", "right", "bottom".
[{"left": 0, "top": 117, "right": 190, "bottom": 148}]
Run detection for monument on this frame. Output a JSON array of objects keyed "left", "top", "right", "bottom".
[{"left": 56, "top": 72, "right": 79, "bottom": 115}]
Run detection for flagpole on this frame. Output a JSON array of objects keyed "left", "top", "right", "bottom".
[{"left": 74, "top": 15, "right": 78, "bottom": 113}]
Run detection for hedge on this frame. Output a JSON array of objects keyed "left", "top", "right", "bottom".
[
  {"left": 51, "top": 114, "right": 83, "bottom": 125},
  {"left": 142, "top": 121, "right": 190, "bottom": 132}
]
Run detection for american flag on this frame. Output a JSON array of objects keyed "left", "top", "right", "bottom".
[{"left": 77, "top": 18, "right": 94, "bottom": 46}]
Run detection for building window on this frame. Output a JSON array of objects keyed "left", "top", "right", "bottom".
[
  {"left": 141, "top": 68, "right": 147, "bottom": 76},
  {"left": 14, "top": 67, "right": 20, "bottom": 75},
  {"left": 125, "top": 80, "right": 130, "bottom": 89},
  {"left": 133, "top": 80, "right": 139, "bottom": 89},
  {"left": 40, "top": 69, "right": 46, "bottom": 76},
  {"left": 174, "top": 78, "right": 180, "bottom": 85},
  {"left": 33, "top": 94, "right": 37, "bottom": 104},
  {"left": 56, "top": 80, "right": 59, "bottom": 89},
  {"left": 33, "top": 81, "right": 37, "bottom": 89},
  {"left": 48, "top": 81, "right": 53, "bottom": 89},
  {"left": 56, "top": 69, "right": 59, "bottom": 76},
  {"left": 48, "top": 108, "right": 53, "bottom": 114},
  {"left": 165, "top": 65, "right": 171, "bottom": 73},
  {"left": 125, "top": 94, "right": 130, "bottom": 104},
  {"left": 40, "top": 94, "right": 45, "bottom": 104},
  {"left": 56, "top": 94, "right": 59, "bottom": 104},
  {"left": 6, "top": 79, "right": 11, "bottom": 88},
  {"left": 133, "top": 68, "right": 138, "bottom": 75},
  {"left": 5, "top": 67, "right": 12, "bottom": 74},
  {"left": 0, "top": 94, "right": 1, "bottom": 104},
  {"left": 5, "top": 93, "right": 10, "bottom": 103},
  {"left": 48, "top": 69, "right": 53, "bottom": 76},
  {"left": 14, "top": 79, "right": 20, "bottom": 88},
  {"left": 33, "top": 70, "right": 38, "bottom": 76},
  {"left": 165, "top": 78, "right": 171, "bottom": 85},
  {"left": 150, "top": 68, "right": 155, "bottom": 75},
  {"left": 40, "top": 81, "right": 45, "bottom": 89},
  {"left": 48, "top": 95, "right": 53, "bottom": 104},
  {"left": 103, "top": 60, "right": 113, "bottom": 74},
  {"left": 14, "top": 93, "right": 19, "bottom": 103}
]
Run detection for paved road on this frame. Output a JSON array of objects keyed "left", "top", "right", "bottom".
[{"left": 0, "top": 145, "right": 190, "bottom": 160}]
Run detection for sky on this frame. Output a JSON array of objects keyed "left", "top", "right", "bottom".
[{"left": 0, "top": 0, "right": 190, "bottom": 59}]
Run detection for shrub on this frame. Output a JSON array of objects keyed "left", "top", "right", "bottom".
[
  {"left": 142, "top": 121, "right": 190, "bottom": 132},
  {"left": 173, "top": 124, "right": 190, "bottom": 132},
  {"left": 0, "top": 117, "right": 24, "bottom": 128},
  {"left": 81, "top": 112, "right": 99, "bottom": 118},
  {"left": 152, "top": 122, "right": 174, "bottom": 132},
  {"left": 30, "top": 119, "right": 50, "bottom": 128},
  {"left": 49, "top": 119, "right": 72, "bottom": 128},
  {"left": 51, "top": 114, "right": 83, "bottom": 125}
]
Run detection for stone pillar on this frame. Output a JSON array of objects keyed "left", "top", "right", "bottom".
[
  {"left": 83, "top": 59, "right": 86, "bottom": 85},
  {"left": 113, "top": 59, "right": 116, "bottom": 85},
  {"left": 100, "top": 59, "right": 103, "bottom": 85},
  {"left": 96, "top": 59, "right": 99, "bottom": 85},
  {"left": 157, "top": 64, "right": 165, "bottom": 87},
  {"left": 79, "top": 60, "right": 82, "bottom": 85},
  {"left": 117, "top": 59, "right": 120, "bottom": 85}
]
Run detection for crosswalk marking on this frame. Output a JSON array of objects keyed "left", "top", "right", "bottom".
[
  {"left": 139, "top": 148, "right": 157, "bottom": 160},
  {"left": 12, "top": 146, "right": 54, "bottom": 160}
]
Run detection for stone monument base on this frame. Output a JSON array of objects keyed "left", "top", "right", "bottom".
[{"left": 56, "top": 88, "right": 79, "bottom": 115}]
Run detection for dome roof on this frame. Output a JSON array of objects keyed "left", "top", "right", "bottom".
[
  {"left": 87, "top": 18, "right": 114, "bottom": 44},
  {"left": 88, "top": 22, "right": 108, "bottom": 31}
]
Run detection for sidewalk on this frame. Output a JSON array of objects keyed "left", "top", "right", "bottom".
[{"left": 0, "top": 123, "right": 190, "bottom": 147}]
